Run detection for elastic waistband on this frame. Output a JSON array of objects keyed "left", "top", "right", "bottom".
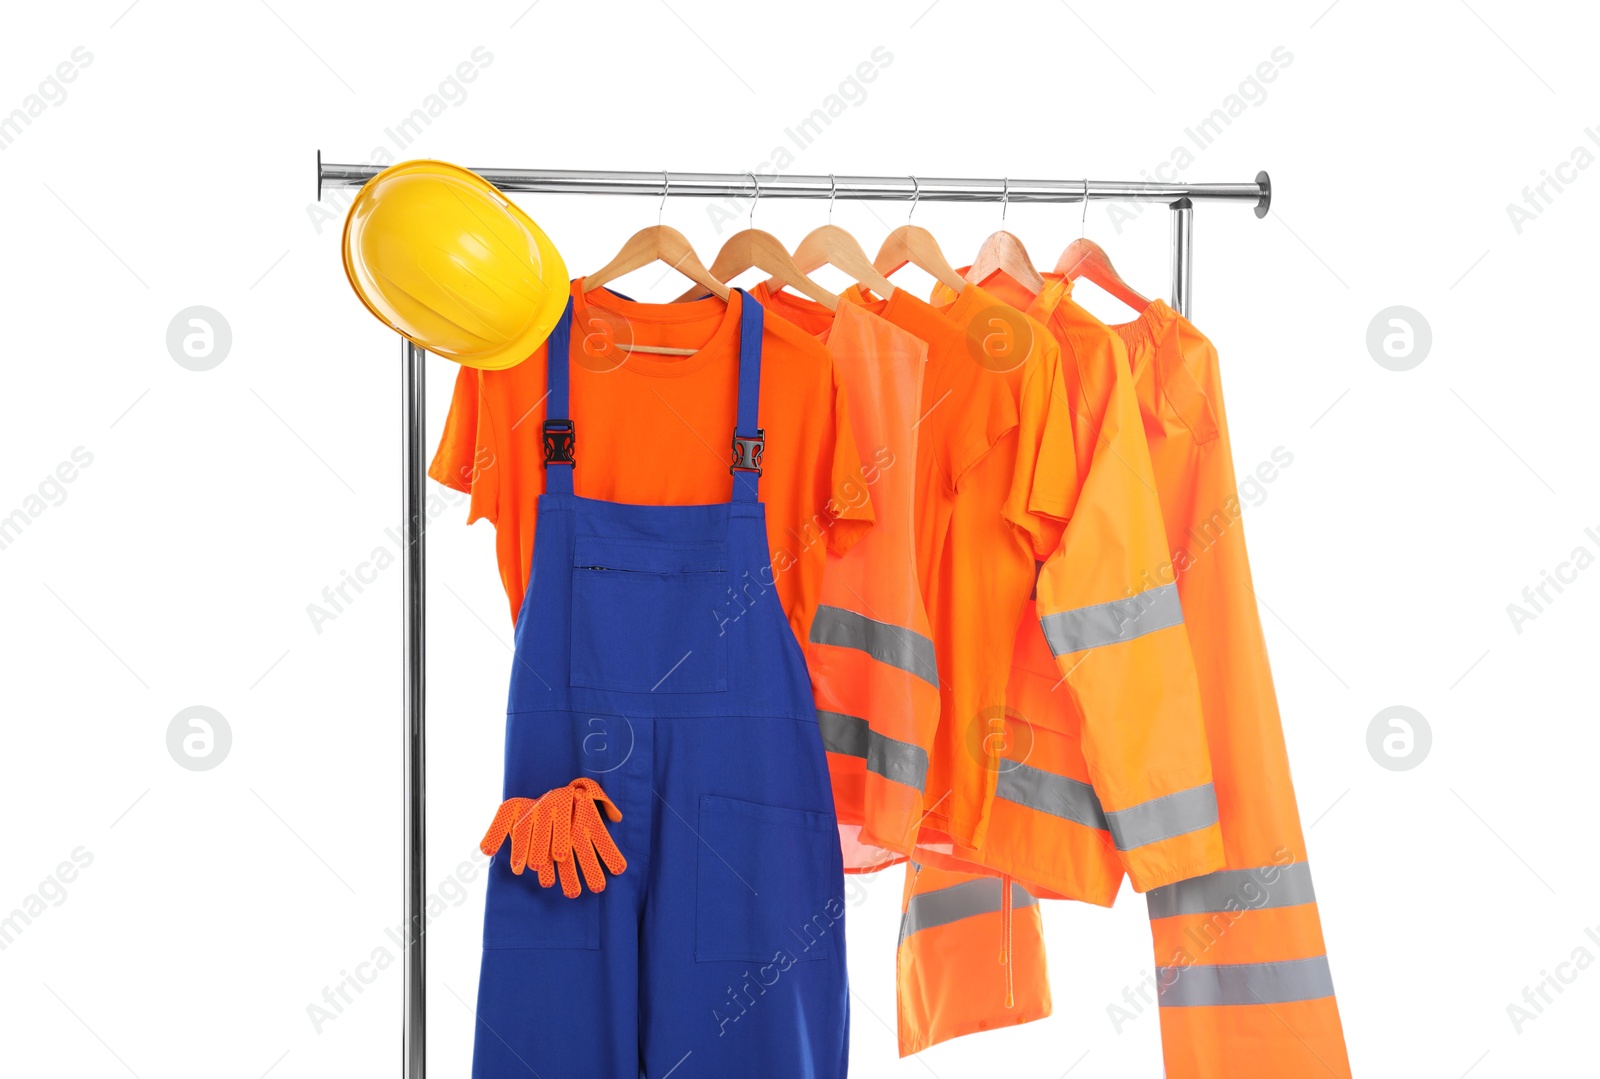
[{"left": 1112, "top": 298, "right": 1178, "bottom": 353}]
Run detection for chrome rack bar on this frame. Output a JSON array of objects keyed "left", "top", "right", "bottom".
[
  {"left": 320, "top": 162, "right": 1271, "bottom": 213},
  {"left": 317, "top": 153, "right": 1269, "bottom": 1079}
]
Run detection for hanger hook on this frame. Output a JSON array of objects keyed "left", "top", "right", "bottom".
[
  {"left": 747, "top": 170, "right": 760, "bottom": 228},
  {"left": 828, "top": 173, "right": 837, "bottom": 224},
  {"left": 1080, "top": 178, "right": 1089, "bottom": 237},
  {"left": 907, "top": 175, "right": 920, "bottom": 222},
  {"left": 1001, "top": 177, "right": 1010, "bottom": 224},
  {"left": 659, "top": 170, "right": 670, "bottom": 226}
]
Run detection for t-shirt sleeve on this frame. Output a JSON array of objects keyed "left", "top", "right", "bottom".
[
  {"left": 824, "top": 364, "right": 875, "bottom": 557},
  {"left": 427, "top": 365, "right": 498, "bottom": 527},
  {"left": 1004, "top": 336, "right": 1078, "bottom": 558}
]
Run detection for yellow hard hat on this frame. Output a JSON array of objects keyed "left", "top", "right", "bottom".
[{"left": 342, "top": 159, "right": 568, "bottom": 370}]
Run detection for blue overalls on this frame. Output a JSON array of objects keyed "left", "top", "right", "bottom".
[{"left": 474, "top": 292, "right": 850, "bottom": 1079}]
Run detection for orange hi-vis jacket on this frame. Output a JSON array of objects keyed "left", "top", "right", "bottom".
[
  {"left": 924, "top": 273, "right": 1224, "bottom": 895},
  {"left": 1113, "top": 298, "right": 1350, "bottom": 1079},
  {"left": 749, "top": 285, "right": 939, "bottom": 869},
  {"left": 895, "top": 273, "right": 1223, "bottom": 1056}
]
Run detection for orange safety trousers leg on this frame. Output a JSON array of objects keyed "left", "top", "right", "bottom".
[
  {"left": 895, "top": 862, "right": 1050, "bottom": 1056},
  {"left": 1115, "top": 301, "right": 1351, "bottom": 1078}
]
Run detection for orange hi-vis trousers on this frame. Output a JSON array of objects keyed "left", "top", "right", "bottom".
[
  {"left": 896, "top": 862, "right": 1050, "bottom": 1054},
  {"left": 1115, "top": 300, "right": 1349, "bottom": 1078}
]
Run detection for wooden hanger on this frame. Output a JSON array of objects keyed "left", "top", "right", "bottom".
[
  {"left": 785, "top": 224, "right": 898, "bottom": 299},
  {"left": 676, "top": 175, "right": 839, "bottom": 308},
  {"left": 1056, "top": 239, "right": 1149, "bottom": 310},
  {"left": 762, "top": 177, "right": 897, "bottom": 300},
  {"left": 872, "top": 176, "right": 967, "bottom": 294},
  {"left": 970, "top": 231, "right": 1046, "bottom": 294},
  {"left": 1055, "top": 179, "right": 1150, "bottom": 311},
  {"left": 966, "top": 180, "right": 1044, "bottom": 293},
  {"left": 582, "top": 173, "right": 730, "bottom": 355},
  {"left": 584, "top": 226, "right": 731, "bottom": 302}
]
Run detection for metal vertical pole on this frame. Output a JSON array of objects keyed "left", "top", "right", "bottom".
[
  {"left": 400, "top": 338, "right": 427, "bottom": 1079},
  {"left": 1170, "top": 197, "right": 1194, "bottom": 318}
]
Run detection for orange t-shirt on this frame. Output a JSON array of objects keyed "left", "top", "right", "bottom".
[
  {"left": 838, "top": 285, "right": 1018, "bottom": 611},
  {"left": 917, "top": 280, "right": 1066, "bottom": 851},
  {"left": 429, "top": 280, "right": 873, "bottom": 643}
]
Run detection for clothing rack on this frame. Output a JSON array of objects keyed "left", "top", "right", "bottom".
[{"left": 314, "top": 155, "right": 1272, "bottom": 1079}]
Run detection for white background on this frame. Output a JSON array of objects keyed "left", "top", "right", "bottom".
[{"left": 2, "top": 2, "right": 1597, "bottom": 1076}]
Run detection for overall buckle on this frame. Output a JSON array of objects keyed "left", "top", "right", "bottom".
[
  {"left": 730, "top": 430, "right": 764, "bottom": 475},
  {"left": 543, "top": 419, "right": 575, "bottom": 467}
]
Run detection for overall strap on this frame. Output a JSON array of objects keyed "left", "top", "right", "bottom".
[
  {"left": 541, "top": 297, "right": 576, "bottom": 495},
  {"left": 730, "top": 289, "right": 765, "bottom": 503}
]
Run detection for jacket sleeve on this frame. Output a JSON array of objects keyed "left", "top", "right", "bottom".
[{"left": 1007, "top": 328, "right": 1224, "bottom": 893}]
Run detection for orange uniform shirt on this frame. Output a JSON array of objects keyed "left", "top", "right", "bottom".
[
  {"left": 839, "top": 285, "right": 1017, "bottom": 611},
  {"left": 429, "top": 280, "right": 872, "bottom": 643},
  {"left": 910, "top": 281, "right": 1067, "bottom": 856}
]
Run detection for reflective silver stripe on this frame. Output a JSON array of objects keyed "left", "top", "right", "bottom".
[
  {"left": 1147, "top": 862, "right": 1317, "bottom": 920},
  {"left": 994, "top": 762, "right": 1108, "bottom": 831},
  {"left": 1040, "top": 582, "right": 1184, "bottom": 656},
  {"left": 997, "top": 765, "right": 1216, "bottom": 853},
  {"left": 816, "top": 710, "right": 929, "bottom": 792},
  {"left": 1157, "top": 955, "right": 1335, "bottom": 1007},
  {"left": 810, "top": 605, "right": 938, "bottom": 687},
  {"left": 1105, "top": 783, "right": 1218, "bottom": 851},
  {"left": 898, "top": 877, "right": 1039, "bottom": 945}
]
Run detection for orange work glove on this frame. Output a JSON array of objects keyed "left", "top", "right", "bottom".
[
  {"left": 479, "top": 778, "right": 626, "bottom": 898},
  {"left": 559, "top": 778, "right": 627, "bottom": 898}
]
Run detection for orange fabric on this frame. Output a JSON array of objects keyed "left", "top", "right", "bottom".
[
  {"left": 921, "top": 284, "right": 1044, "bottom": 855},
  {"left": 896, "top": 862, "right": 1050, "bottom": 1055},
  {"left": 1112, "top": 300, "right": 1350, "bottom": 1078},
  {"left": 839, "top": 285, "right": 1017, "bottom": 608},
  {"left": 430, "top": 280, "right": 873, "bottom": 641},
  {"left": 1150, "top": 902, "right": 1327, "bottom": 968},
  {"left": 1156, "top": 999, "right": 1349, "bottom": 1079},
  {"left": 751, "top": 285, "right": 937, "bottom": 870},
  {"left": 976, "top": 603, "right": 1127, "bottom": 902},
  {"left": 480, "top": 778, "right": 627, "bottom": 898}
]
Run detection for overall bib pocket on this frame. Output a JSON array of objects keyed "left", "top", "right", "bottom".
[
  {"left": 695, "top": 794, "right": 842, "bottom": 964},
  {"left": 570, "top": 535, "right": 730, "bottom": 693}
]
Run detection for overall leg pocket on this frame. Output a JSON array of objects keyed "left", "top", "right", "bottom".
[
  {"left": 482, "top": 852, "right": 601, "bottom": 950},
  {"left": 695, "top": 795, "right": 843, "bottom": 964},
  {"left": 570, "top": 535, "right": 729, "bottom": 694}
]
